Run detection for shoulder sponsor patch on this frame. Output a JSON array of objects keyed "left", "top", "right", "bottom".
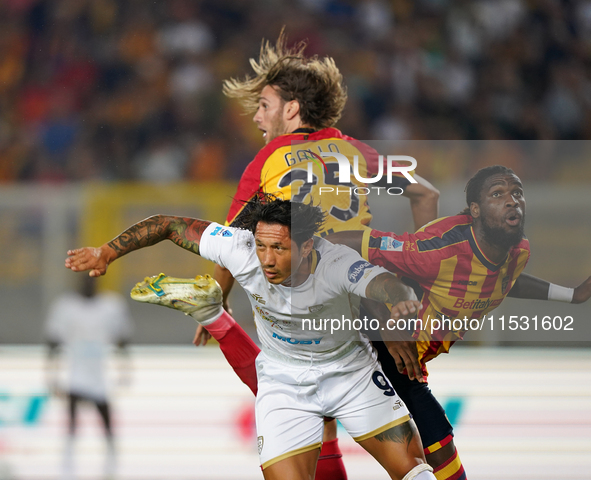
[
  {"left": 210, "top": 226, "right": 233, "bottom": 237},
  {"left": 348, "top": 260, "right": 374, "bottom": 283},
  {"left": 380, "top": 236, "right": 403, "bottom": 251}
]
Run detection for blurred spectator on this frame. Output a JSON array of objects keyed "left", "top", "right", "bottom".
[
  {"left": 1, "top": 0, "right": 591, "bottom": 185},
  {"left": 45, "top": 275, "right": 133, "bottom": 480}
]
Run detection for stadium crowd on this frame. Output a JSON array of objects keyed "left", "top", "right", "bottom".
[{"left": 1, "top": 0, "right": 591, "bottom": 184}]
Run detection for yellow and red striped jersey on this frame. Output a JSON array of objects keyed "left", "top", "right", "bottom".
[
  {"left": 226, "top": 127, "right": 411, "bottom": 235},
  {"left": 362, "top": 215, "right": 530, "bottom": 373}
]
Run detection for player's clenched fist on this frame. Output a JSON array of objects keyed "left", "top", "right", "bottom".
[{"left": 65, "top": 246, "right": 113, "bottom": 277}]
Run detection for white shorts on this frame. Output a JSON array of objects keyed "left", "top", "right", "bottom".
[{"left": 255, "top": 345, "right": 411, "bottom": 469}]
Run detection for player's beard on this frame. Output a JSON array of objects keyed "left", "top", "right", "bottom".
[
  {"left": 481, "top": 215, "right": 526, "bottom": 251},
  {"left": 265, "top": 110, "right": 287, "bottom": 143}
]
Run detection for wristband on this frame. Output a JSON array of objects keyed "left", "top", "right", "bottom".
[{"left": 548, "top": 283, "right": 574, "bottom": 303}]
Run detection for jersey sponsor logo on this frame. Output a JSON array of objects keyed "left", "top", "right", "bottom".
[
  {"left": 308, "top": 304, "right": 324, "bottom": 313},
  {"left": 380, "top": 236, "right": 404, "bottom": 252},
  {"left": 348, "top": 260, "right": 374, "bottom": 283},
  {"left": 210, "top": 226, "right": 233, "bottom": 237},
  {"left": 256, "top": 305, "right": 293, "bottom": 330},
  {"left": 272, "top": 332, "right": 322, "bottom": 345},
  {"left": 255, "top": 305, "right": 277, "bottom": 323},
  {"left": 452, "top": 297, "right": 503, "bottom": 310},
  {"left": 250, "top": 293, "right": 266, "bottom": 305},
  {"left": 454, "top": 280, "right": 477, "bottom": 286}
]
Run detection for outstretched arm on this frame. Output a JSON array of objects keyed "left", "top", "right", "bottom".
[
  {"left": 508, "top": 273, "right": 591, "bottom": 304},
  {"left": 65, "top": 215, "right": 211, "bottom": 277}
]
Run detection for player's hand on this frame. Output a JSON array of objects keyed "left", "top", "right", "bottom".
[
  {"left": 573, "top": 276, "right": 591, "bottom": 304},
  {"left": 65, "top": 245, "right": 112, "bottom": 277},
  {"left": 193, "top": 325, "right": 212, "bottom": 346},
  {"left": 386, "top": 299, "right": 424, "bottom": 383},
  {"left": 390, "top": 299, "right": 420, "bottom": 320},
  {"left": 383, "top": 339, "right": 424, "bottom": 384}
]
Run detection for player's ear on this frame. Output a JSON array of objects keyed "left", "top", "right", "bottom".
[
  {"left": 300, "top": 238, "right": 314, "bottom": 256},
  {"left": 470, "top": 202, "right": 480, "bottom": 218},
  {"left": 284, "top": 100, "right": 300, "bottom": 121}
]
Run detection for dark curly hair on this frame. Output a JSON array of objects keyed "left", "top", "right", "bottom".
[
  {"left": 233, "top": 193, "right": 326, "bottom": 246},
  {"left": 222, "top": 29, "right": 347, "bottom": 129}
]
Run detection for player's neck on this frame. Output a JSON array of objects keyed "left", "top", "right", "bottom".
[
  {"left": 287, "top": 253, "right": 313, "bottom": 288},
  {"left": 291, "top": 123, "right": 315, "bottom": 133},
  {"left": 473, "top": 227, "right": 510, "bottom": 264}
]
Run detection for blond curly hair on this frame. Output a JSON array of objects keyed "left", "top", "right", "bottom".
[{"left": 223, "top": 30, "right": 347, "bottom": 129}]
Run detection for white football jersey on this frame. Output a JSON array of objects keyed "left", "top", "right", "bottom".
[{"left": 200, "top": 223, "right": 390, "bottom": 363}]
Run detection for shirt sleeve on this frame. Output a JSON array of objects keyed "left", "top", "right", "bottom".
[
  {"left": 329, "top": 245, "right": 392, "bottom": 298},
  {"left": 199, "top": 223, "right": 256, "bottom": 275},
  {"left": 361, "top": 228, "right": 439, "bottom": 281}
]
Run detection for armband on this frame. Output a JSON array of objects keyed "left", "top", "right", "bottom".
[{"left": 548, "top": 283, "right": 574, "bottom": 303}]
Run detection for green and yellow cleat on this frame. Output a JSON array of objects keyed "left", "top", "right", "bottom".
[{"left": 130, "top": 273, "right": 223, "bottom": 319}]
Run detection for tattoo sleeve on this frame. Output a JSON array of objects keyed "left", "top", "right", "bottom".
[
  {"left": 365, "top": 273, "right": 412, "bottom": 305},
  {"left": 374, "top": 421, "right": 416, "bottom": 449},
  {"left": 106, "top": 215, "right": 211, "bottom": 259}
]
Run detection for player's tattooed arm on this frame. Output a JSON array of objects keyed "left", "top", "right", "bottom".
[
  {"left": 107, "top": 215, "right": 209, "bottom": 256},
  {"left": 65, "top": 215, "right": 211, "bottom": 277}
]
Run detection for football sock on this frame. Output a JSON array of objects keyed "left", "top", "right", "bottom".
[
  {"left": 207, "top": 311, "right": 260, "bottom": 395},
  {"left": 432, "top": 447, "right": 466, "bottom": 480},
  {"left": 315, "top": 438, "right": 347, "bottom": 480}
]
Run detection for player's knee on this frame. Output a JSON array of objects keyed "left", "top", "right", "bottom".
[{"left": 402, "top": 463, "right": 436, "bottom": 480}]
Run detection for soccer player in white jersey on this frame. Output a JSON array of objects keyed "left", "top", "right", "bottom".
[
  {"left": 65, "top": 196, "right": 437, "bottom": 480},
  {"left": 45, "top": 275, "right": 133, "bottom": 480}
]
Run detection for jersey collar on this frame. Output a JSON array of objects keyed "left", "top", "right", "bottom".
[
  {"left": 468, "top": 226, "right": 507, "bottom": 272},
  {"left": 291, "top": 127, "right": 316, "bottom": 134}
]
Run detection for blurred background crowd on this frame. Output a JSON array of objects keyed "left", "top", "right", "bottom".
[{"left": 1, "top": 0, "right": 591, "bottom": 185}]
